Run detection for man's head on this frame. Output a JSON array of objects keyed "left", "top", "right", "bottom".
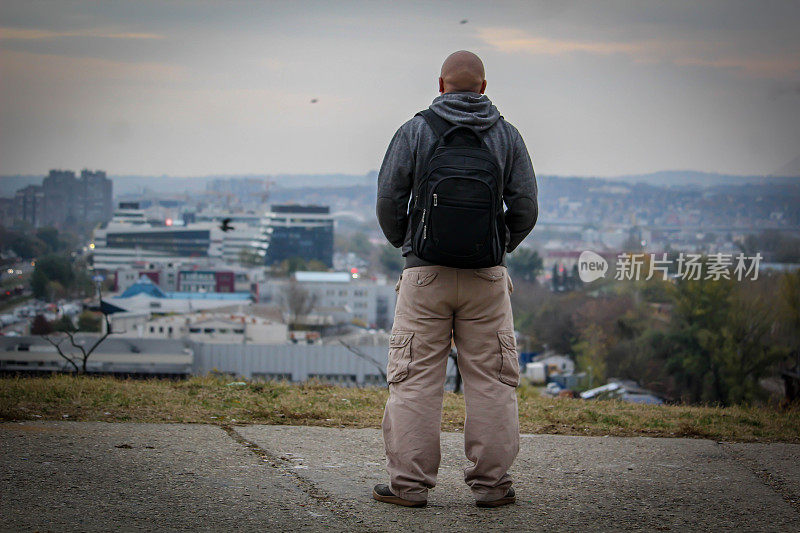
[{"left": 439, "top": 50, "right": 487, "bottom": 94}]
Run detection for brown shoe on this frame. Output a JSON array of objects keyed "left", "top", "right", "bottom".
[
  {"left": 372, "top": 484, "right": 427, "bottom": 508},
  {"left": 476, "top": 488, "right": 515, "bottom": 508}
]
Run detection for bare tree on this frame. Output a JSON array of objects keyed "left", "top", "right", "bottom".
[
  {"left": 41, "top": 284, "right": 116, "bottom": 374},
  {"left": 339, "top": 339, "right": 387, "bottom": 386},
  {"left": 43, "top": 312, "right": 114, "bottom": 374},
  {"left": 280, "top": 280, "right": 318, "bottom": 327}
]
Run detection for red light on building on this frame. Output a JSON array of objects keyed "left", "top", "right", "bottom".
[{"left": 165, "top": 218, "right": 173, "bottom": 226}]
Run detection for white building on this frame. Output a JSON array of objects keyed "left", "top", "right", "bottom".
[
  {"left": 193, "top": 211, "right": 272, "bottom": 263},
  {"left": 92, "top": 204, "right": 271, "bottom": 270},
  {"left": 116, "top": 311, "right": 287, "bottom": 344},
  {"left": 532, "top": 352, "right": 576, "bottom": 375},
  {"left": 112, "top": 262, "right": 262, "bottom": 294},
  {"left": 0, "top": 336, "right": 193, "bottom": 375},
  {"left": 258, "top": 271, "right": 396, "bottom": 329}
]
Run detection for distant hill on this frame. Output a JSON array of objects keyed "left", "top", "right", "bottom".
[
  {"left": 771, "top": 155, "right": 800, "bottom": 178},
  {"left": 110, "top": 172, "right": 377, "bottom": 196},
  {"left": 2, "top": 168, "right": 797, "bottom": 199},
  {"left": 596, "top": 170, "right": 798, "bottom": 188}
]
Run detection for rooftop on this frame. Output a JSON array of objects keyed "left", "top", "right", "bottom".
[
  {"left": 294, "top": 271, "right": 351, "bottom": 283},
  {"left": 118, "top": 276, "right": 250, "bottom": 300}
]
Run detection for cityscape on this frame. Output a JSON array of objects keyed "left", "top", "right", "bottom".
[{"left": 1, "top": 167, "right": 798, "bottom": 397}]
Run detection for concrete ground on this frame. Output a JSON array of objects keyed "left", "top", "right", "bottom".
[{"left": 1, "top": 422, "right": 799, "bottom": 532}]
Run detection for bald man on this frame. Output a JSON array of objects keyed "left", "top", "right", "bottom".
[{"left": 374, "top": 51, "right": 537, "bottom": 508}]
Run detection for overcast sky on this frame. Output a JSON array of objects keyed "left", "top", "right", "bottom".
[{"left": 1, "top": 0, "right": 799, "bottom": 179}]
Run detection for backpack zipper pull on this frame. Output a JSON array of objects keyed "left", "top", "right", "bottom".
[
  {"left": 433, "top": 194, "right": 438, "bottom": 206},
  {"left": 422, "top": 208, "right": 427, "bottom": 239}
]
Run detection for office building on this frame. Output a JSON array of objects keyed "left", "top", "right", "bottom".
[
  {"left": 81, "top": 169, "right": 113, "bottom": 225},
  {"left": 92, "top": 203, "right": 221, "bottom": 269},
  {"left": 14, "top": 185, "right": 44, "bottom": 227},
  {"left": 42, "top": 170, "right": 79, "bottom": 227},
  {"left": 266, "top": 204, "right": 334, "bottom": 267},
  {"left": 192, "top": 211, "right": 271, "bottom": 263},
  {"left": 92, "top": 205, "right": 272, "bottom": 270},
  {"left": 9, "top": 169, "right": 113, "bottom": 229}
]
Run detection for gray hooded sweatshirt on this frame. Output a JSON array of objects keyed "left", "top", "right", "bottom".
[{"left": 376, "top": 92, "right": 538, "bottom": 268}]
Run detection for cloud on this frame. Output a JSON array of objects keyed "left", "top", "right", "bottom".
[
  {"left": 0, "top": 49, "right": 186, "bottom": 86},
  {"left": 478, "top": 28, "right": 649, "bottom": 57},
  {"left": 0, "top": 27, "right": 164, "bottom": 40},
  {"left": 477, "top": 27, "right": 800, "bottom": 79}
]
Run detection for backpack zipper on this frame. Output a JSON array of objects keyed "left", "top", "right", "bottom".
[
  {"left": 433, "top": 194, "right": 438, "bottom": 206},
  {"left": 422, "top": 208, "right": 427, "bottom": 239}
]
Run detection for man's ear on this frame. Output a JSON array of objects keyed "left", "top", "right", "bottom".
[
  {"left": 479, "top": 79, "right": 487, "bottom": 94},
  {"left": 439, "top": 77, "right": 445, "bottom": 94}
]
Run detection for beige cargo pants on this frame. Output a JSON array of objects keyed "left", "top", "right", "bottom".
[{"left": 382, "top": 264, "right": 520, "bottom": 503}]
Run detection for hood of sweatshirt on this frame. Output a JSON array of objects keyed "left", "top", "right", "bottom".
[{"left": 428, "top": 92, "right": 501, "bottom": 132}]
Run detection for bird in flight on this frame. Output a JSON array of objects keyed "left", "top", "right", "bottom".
[
  {"left": 460, "top": 19, "right": 468, "bottom": 24},
  {"left": 310, "top": 98, "right": 319, "bottom": 103},
  {"left": 220, "top": 218, "right": 234, "bottom": 232}
]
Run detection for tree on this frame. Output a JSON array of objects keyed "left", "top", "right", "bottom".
[
  {"left": 507, "top": 247, "right": 543, "bottom": 282},
  {"left": 665, "top": 275, "right": 734, "bottom": 403},
  {"left": 339, "top": 340, "right": 387, "bottom": 385},
  {"left": 42, "top": 317, "right": 113, "bottom": 373},
  {"left": 279, "top": 257, "right": 308, "bottom": 276},
  {"left": 574, "top": 323, "right": 608, "bottom": 389},
  {"left": 336, "top": 231, "right": 373, "bottom": 257},
  {"left": 30, "top": 268, "right": 49, "bottom": 300},
  {"left": 551, "top": 263, "right": 561, "bottom": 289},
  {"left": 717, "top": 288, "right": 785, "bottom": 404},
  {"left": 516, "top": 290, "right": 584, "bottom": 354},
  {"left": 238, "top": 248, "right": 263, "bottom": 266},
  {"left": 77, "top": 311, "right": 102, "bottom": 332},
  {"left": 35, "top": 227, "right": 64, "bottom": 253},
  {"left": 30, "top": 314, "right": 53, "bottom": 335},
  {"left": 779, "top": 270, "right": 800, "bottom": 372},
  {"left": 0, "top": 226, "right": 46, "bottom": 259},
  {"left": 350, "top": 232, "right": 373, "bottom": 257},
  {"left": 306, "top": 259, "right": 329, "bottom": 272},
  {"left": 664, "top": 273, "right": 783, "bottom": 405},
  {"left": 39, "top": 286, "right": 115, "bottom": 374},
  {"left": 52, "top": 315, "right": 76, "bottom": 333},
  {"left": 31, "top": 255, "right": 75, "bottom": 299},
  {"left": 379, "top": 244, "right": 403, "bottom": 275},
  {"left": 280, "top": 280, "right": 318, "bottom": 327}
]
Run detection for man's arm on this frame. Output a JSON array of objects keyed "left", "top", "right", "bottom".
[
  {"left": 376, "top": 125, "right": 415, "bottom": 248},
  {"left": 503, "top": 127, "right": 538, "bottom": 252}
]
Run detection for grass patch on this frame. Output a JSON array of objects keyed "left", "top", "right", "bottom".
[{"left": 1, "top": 374, "right": 798, "bottom": 443}]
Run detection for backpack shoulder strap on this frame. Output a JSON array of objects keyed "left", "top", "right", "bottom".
[{"left": 416, "top": 109, "right": 451, "bottom": 138}]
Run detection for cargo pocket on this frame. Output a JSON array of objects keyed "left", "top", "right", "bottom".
[
  {"left": 386, "top": 331, "right": 414, "bottom": 383},
  {"left": 497, "top": 330, "right": 520, "bottom": 387}
]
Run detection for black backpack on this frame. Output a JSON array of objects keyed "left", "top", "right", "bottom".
[{"left": 410, "top": 109, "right": 504, "bottom": 269}]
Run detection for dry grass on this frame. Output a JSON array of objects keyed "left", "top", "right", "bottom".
[{"left": 1, "top": 374, "right": 798, "bottom": 443}]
